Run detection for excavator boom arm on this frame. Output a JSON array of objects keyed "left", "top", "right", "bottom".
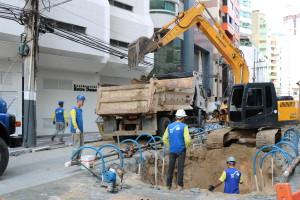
[{"left": 128, "top": 2, "right": 249, "bottom": 84}]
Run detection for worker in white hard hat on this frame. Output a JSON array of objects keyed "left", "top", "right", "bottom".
[
  {"left": 208, "top": 156, "right": 243, "bottom": 194},
  {"left": 162, "top": 109, "right": 191, "bottom": 191}
]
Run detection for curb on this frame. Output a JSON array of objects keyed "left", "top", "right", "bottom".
[{"left": 9, "top": 137, "right": 102, "bottom": 157}]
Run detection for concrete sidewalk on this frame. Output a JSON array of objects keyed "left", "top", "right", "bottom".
[{"left": 9, "top": 132, "right": 103, "bottom": 156}]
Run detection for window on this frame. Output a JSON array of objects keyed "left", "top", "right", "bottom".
[
  {"left": 56, "top": 21, "right": 86, "bottom": 34},
  {"left": 229, "top": 16, "right": 232, "bottom": 24},
  {"left": 150, "top": 0, "right": 178, "bottom": 15},
  {"left": 246, "top": 89, "right": 262, "bottom": 106},
  {"left": 109, "top": 0, "right": 133, "bottom": 11},
  {"left": 110, "top": 39, "right": 129, "bottom": 48},
  {"left": 223, "top": 0, "right": 228, "bottom": 6},
  {"left": 44, "top": 78, "right": 72, "bottom": 90}
]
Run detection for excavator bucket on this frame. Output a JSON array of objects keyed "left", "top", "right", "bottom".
[{"left": 128, "top": 36, "right": 159, "bottom": 70}]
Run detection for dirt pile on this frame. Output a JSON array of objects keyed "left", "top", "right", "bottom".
[{"left": 141, "top": 144, "right": 280, "bottom": 194}]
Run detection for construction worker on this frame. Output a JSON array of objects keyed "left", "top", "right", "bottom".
[
  {"left": 70, "top": 94, "right": 85, "bottom": 160},
  {"left": 51, "top": 101, "right": 68, "bottom": 142},
  {"left": 163, "top": 109, "right": 191, "bottom": 190},
  {"left": 208, "top": 157, "right": 243, "bottom": 194}
]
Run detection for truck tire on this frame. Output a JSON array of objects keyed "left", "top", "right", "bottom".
[
  {"left": 157, "top": 117, "right": 171, "bottom": 137},
  {"left": 0, "top": 137, "right": 9, "bottom": 176}
]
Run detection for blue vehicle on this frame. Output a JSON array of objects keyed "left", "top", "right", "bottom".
[{"left": 0, "top": 98, "right": 22, "bottom": 176}]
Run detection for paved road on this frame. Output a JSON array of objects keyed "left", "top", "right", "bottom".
[{"left": 0, "top": 138, "right": 117, "bottom": 196}]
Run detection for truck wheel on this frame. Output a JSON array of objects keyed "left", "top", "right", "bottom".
[
  {"left": 157, "top": 117, "right": 171, "bottom": 137},
  {"left": 0, "top": 137, "right": 9, "bottom": 176}
]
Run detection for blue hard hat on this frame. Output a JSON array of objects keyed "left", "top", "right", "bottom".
[
  {"left": 58, "top": 101, "right": 64, "bottom": 106},
  {"left": 77, "top": 94, "right": 86, "bottom": 101}
]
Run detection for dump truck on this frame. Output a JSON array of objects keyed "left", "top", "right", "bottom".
[{"left": 95, "top": 72, "right": 207, "bottom": 141}]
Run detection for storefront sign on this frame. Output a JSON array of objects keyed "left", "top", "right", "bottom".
[{"left": 73, "top": 84, "right": 97, "bottom": 92}]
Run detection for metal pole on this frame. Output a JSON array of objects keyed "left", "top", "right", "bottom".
[
  {"left": 183, "top": 0, "right": 194, "bottom": 72},
  {"left": 23, "top": 0, "right": 38, "bottom": 147},
  {"left": 252, "top": 48, "right": 256, "bottom": 82}
]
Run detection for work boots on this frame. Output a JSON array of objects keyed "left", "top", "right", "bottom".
[
  {"left": 51, "top": 136, "right": 55, "bottom": 141},
  {"left": 177, "top": 186, "right": 184, "bottom": 191}
]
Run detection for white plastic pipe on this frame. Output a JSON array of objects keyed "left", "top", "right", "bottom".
[
  {"left": 260, "top": 168, "right": 264, "bottom": 189},
  {"left": 255, "top": 174, "right": 259, "bottom": 192},
  {"left": 162, "top": 157, "right": 165, "bottom": 176},
  {"left": 155, "top": 151, "right": 158, "bottom": 186},
  {"left": 271, "top": 156, "right": 274, "bottom": 187}
]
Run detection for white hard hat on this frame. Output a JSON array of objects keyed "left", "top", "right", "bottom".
[
  {"left": 175, "top": 109, "right": 187, "bottom": 118},
  {"left": 227, "top": 157, "right": 236, "bottom": 163}
]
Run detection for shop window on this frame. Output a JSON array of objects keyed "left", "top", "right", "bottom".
[{"left": 44, "top": 78, "right": 72, "bottom": 90}]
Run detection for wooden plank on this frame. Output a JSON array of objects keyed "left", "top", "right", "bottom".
[
  {"left": 101, "top": 84, "right": 149, "bottom": 91},
  {"left": 99, "top": 96, "right": 148, "bottom": 103}
]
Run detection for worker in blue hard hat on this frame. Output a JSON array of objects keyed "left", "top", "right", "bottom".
[
  {"left": 70, "top": 94, "right": 86, "bottom": 161},
  {"left": 208, "top": 156, "right": 243, "bottom": 194},
  {"left": 51, "top": 101, "right": 68, "bottom": 142},
  {"left": 163, "top": 109, "right": 191, "bottom": 191}
]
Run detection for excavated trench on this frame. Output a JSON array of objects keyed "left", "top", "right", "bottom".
[{"left": 140, "top": 144, "right": 282, "bottom": 194}]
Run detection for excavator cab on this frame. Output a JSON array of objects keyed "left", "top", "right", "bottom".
[
  {"left": 229, "top": 82, "right": 298, "bottom": 129},
  {"left": 229, "top": 82, "right": 278, "bottom": 129}
]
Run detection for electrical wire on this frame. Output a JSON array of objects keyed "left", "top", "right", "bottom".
[{"left": 0, "top": 54, "right": 20, "bottom": 91}]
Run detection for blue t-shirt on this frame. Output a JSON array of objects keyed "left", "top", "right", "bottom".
[
  {"left": 167, "top": 122, "right": 187, "bottom": 153},
  {"left": 70, "top": 106, "right": 83, "bottom": 133},
  {"left": 55, "top": 108, "right": 65, "bottom": 122},
  {"left": 222, "top": 168, "right": 242, "bottom": 194}
]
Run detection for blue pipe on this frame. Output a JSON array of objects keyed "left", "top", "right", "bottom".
[
  {"left": 71, "top": 146, "right": 106, "bottom": 173},
  {"left": 284, "top": 132, "right": 299, "bottom": 143},
  {"left": 281, "top": 137, "right": 298, "bottom": 150},
  {"left": 98, "top": 144, "right": 124, "bottom": 167},
  {"left": 287, "top": 127, "right": 300, "bottom": 135},
  {"left": 259, "top": 150, "right": 292, "bottom": 169},
  {"left": 276, "top": 141, "right": 298, "bottom": 157},
  {"left": 120, "top": 139, "right": 143, "bottom": 164},
  {"left": 135, "top": 133, "right": 157, "bottom": 151},
  {"left": 147, "top": 136, "right": 166, "bottom": 157},
  {"left": 253, "top": 145, "right": 292, "bottom": 175}
]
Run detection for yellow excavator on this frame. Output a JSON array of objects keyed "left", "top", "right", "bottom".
[{"left": 128, "top": 2, "right": 299, "bottom": 149}]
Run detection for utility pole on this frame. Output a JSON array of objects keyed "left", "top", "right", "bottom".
[{"left": 23, "top": 0, "right": 38, "bottom": 147}]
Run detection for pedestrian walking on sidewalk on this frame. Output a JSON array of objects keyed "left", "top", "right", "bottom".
[
  {"left": 51, "top": 101, "right": 68, "bottom": 142},
  {"left": 208, "top": 157, "right": 243, "bottom": 194},
  {"left": 163, "top": 109, "right": 191, "bottom": 190},
  {"left": 70, "top": 94, "right": 85, "bottom": 160}
]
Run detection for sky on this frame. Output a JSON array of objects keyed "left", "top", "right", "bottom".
[{"left": 251, "top": 0, "right": 300, "bottom": 33}]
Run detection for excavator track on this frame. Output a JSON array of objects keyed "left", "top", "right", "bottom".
[
  {"left": 206, "top": 128, "right": 281, "bottom": 150},
  {"left": 206, "top": 128, "right": 232, "bottom": 149},
  {"left": 256, "top": 128, "right": 281, "bottom": 149}
]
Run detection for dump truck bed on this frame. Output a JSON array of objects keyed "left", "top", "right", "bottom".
[{"left": 96, "top": 77, "right": 195, "bottom": 116}]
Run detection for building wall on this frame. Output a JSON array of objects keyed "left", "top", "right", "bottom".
[
  {"left": 36, "top": 69, "right": 99, "bottom": 135},
  {"left": 0, "top": 0, "right": 154, "bottom": 136},
  {"left": 239, "top": 0, "right": 252, "bottom": 38}
]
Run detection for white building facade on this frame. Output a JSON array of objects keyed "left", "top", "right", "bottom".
[{"left": 0, "top": 0, "right": 153, "bottom": 136}]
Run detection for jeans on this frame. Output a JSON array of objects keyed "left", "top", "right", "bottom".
[{"left": 166, "top": 150, "right": 186, "bottom": 187}]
